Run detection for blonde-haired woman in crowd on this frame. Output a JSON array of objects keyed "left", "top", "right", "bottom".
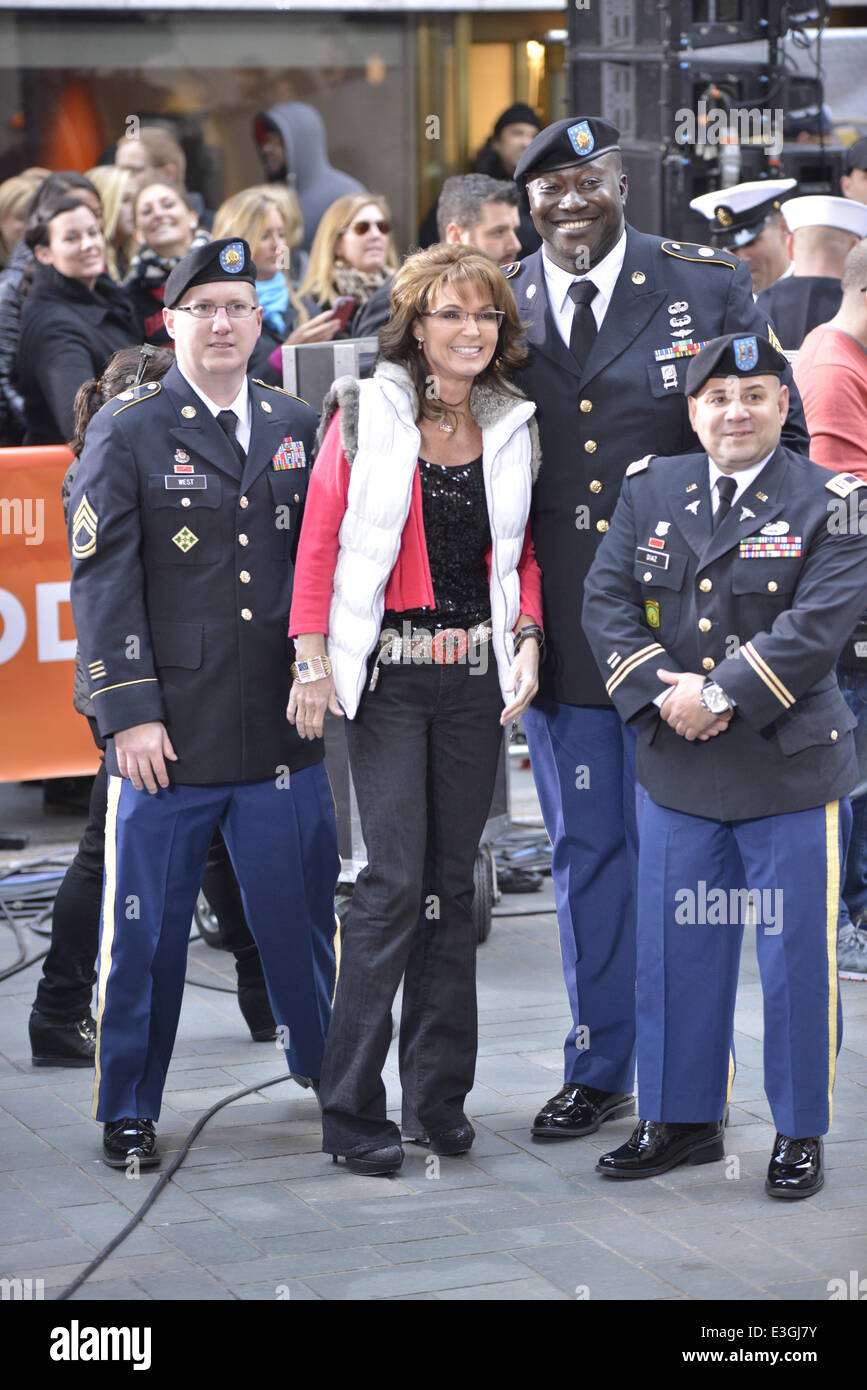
[
  {"left": 213, "top": 185, "right": 341, "bottom": 382},
  {"left": 299, "top": 191, "right": 398, "bottom": 337},
  {"left": 0, "top": 169, "right": 48, "bottom": 268},
  {"left": 86, "top": 165, "right": 137, "bottom": 281}
]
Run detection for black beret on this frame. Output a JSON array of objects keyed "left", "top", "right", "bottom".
[
  {"left": 493, "top": 103, "right": 542, "bottom": 137},
  {"left": 514, "top": 116, "right": 620, "bottom": 187},
  {"left": 164, "top": 238, "right": 257, "bottom": 309},
  {"left": 685, "top": 333, "right": 788, "bottom": 397}
]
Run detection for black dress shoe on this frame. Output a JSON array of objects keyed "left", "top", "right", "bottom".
[
  {"left": 532, "top": 1084, "right": 635, "bottom": 1138},
  {"left": 236, "top": 984, "right": 277, "bottom": 1041},
  {"left": 409, "top": 1122, "right": 475, "bottom": 1156},
  {"left": 30, "top": 1011, "right": 96, "bottom": 1067},
  {"left": 765, "top": 1133, "right": 824, "bottom": 1199},
  {"left": 102, "top": 1118, "right": 160, "bottom": 1169},
  {"left": 331, "top": 1144, "right": 404, "bottom": 1176},
  {"left": 596, "top": 1118, "right": 725, "bottom": 1178}
]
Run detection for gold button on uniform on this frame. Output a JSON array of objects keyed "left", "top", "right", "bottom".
[
  {"left": 294, "top": 493, "right": 300, "bottom": 503},
  {"left": 181, "top": 497, "right": 191, "bottom": 508},
  {"left": 241, "top": 608, "right": 252, "bottom": 621},
  {"left": 584, "top": 440, "right": 597, "bottom": 454},
  {"left": 643, "top": 571, "right": 653, "bottom": 582},
  {"left": 698, "top": 618, "right": 712, "bottom": 633},
  {"left": 239, "top": 496, "right": 249, "bottom": 509},
  {"left": 181, "top": 405, "right": 196, "bottom": 419},
  {"left": 596, "top": 519, "right": 609, "bottom": 533},
  {"left": 580, "top": 399, "right": 593, "bottom": 413},
  {"left": 261, "top": 400, "right": 272, "bottom": 413},
  {"left": 238, "top": 533, "right": 249, "bottom": 546},
  {"left": 830, "top": 729, "right": 839, "bottom": 742},
  {"left": 240, "top": 570, "right": 251, "bottom": 583},
  {"left": 589, "top": 480, "right": 603, "bottom": 494},
  {"left": 632, "top": 270, "right": 646, "bottom": 284},
  {"left": 701, "top": 657, "right": 715, "bottom": 671},
  {"left": 767, "top": 580, "right": 778, "bottom": 593},
  {"left": 699, "top": 578, "right": 712, "bottom": 593}
]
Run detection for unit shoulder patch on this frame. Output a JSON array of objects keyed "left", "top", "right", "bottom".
[
  {"left": 625, "top": 454, "right": 655, "bottom": 477},
  {"left": 660, "top": 240, "right": 738, "bottom": 269},
  {"left": 111, "top": 382, "right": 162, "bottom": 415},
  {"left": 825, "top": 473, "right": 867, "bottom": 499},
  {"left": 500, "top": 262, "right": 521, "bottom": 279},
  {"left": 251, "top": 378, "right": 311, "bottom": 406}
]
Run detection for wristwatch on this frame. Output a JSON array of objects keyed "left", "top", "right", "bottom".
[{"left": 699, "top": 680, "right": 733, "bottom": 715}]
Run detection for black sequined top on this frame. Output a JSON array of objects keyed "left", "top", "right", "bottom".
[{"left": 383, "top": 455, "right": 491, "bottom": 632}]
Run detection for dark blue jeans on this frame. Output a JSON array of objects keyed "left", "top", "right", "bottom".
[
  {"left": 320, "top": 652, "right": 504, "bottom": 1156},
  {"left": 838, "top": 659, "right": 867, "bottom": 929}
]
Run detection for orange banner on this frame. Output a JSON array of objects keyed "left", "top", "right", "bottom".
[{"left": 0, "top": 447, "right": 100, "bottom": 781}]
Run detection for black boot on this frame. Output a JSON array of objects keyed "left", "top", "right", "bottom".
[{"left": 30, "top": 1010, "right": 96, "bottom": 1067}]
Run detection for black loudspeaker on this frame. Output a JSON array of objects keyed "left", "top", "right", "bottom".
[{"left": 569, "top": 0, "right": 785, "bottom": 52}]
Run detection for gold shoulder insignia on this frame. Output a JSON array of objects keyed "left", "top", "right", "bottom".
[
  {"left": 660, "top": 240, "right": 738, "bottom": 269},
  {"left": 251, "top": 378, "right": 310, "bottom": 406},
  {"left": 71, "top": 492, "right": 98, "bottom": 558},
  {"left": 825, "top": 473, "right": 867, "bottom": 498},
  {"left": 111, "top": 382, "right": 162, "bottom": 415},
  {"left": 625, "top": 454, "right": 655, "bottom": 477},
  {"left": 501, "top": 262, "right": 521, "bottom": 279},
  {"left": 766, "top": 324, "right": 784, "bottom": 353}
]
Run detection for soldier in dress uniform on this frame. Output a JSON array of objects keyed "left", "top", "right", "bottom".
[
  {"left": 67, "top": 237, "right": 339, "bottom": 1169},
  {"left": 756, "top": 195, "right": 867, "bottom": 350},
  {"left": 690, "top": 179, "right": 797, "bottom": 294},
  {"left": 503, "top": 115, "right": 811, "bottom": 1144},
  {"left": 582, "top": 333, "right": 867, "bottom": 1196}
]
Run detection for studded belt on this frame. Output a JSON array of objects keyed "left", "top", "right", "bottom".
[{"left": 369, "top": 621, "right": 492, "bottom": 690}]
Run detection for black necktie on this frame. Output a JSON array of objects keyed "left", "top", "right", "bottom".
[
  {"left": 713, "top": 475, "right": 737, "bottom": 532},
  {"left": 567, "top": 280, "right": 598, "bottom": 373},
  {"left": 216, "top": 409, "right": 246, "bottom": 467}
]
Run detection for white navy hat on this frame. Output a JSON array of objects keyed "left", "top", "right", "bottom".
[
  {"left": 690, "top": 179, "right": 797, "bottom": 248},
  {"left": 782, "top": 194, "right": 867, "bottom": 238}
]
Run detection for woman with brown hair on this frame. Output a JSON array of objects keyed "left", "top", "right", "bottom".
[
  {"left": 299, "top": 191, "right": 398, "bottom": 337},
  {"left": 288, "top": 244, "right": 544, "bottom": 1174},
  {"left": 125, "top": 180, "right": 208, "bottom": 345}
]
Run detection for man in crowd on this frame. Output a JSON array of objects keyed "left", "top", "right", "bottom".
[
  {"left": 691, "top": 180, "right": 796, "bottom": 294},
  {"left": 796, "top": 237, "right": 867, "bottom": 981},
  {"left": 505, "top": 115, "right": 809, "bottom": 1143},
  {"left": 757, "top": 195, "right": 867, "bottom": 349},
  {"left": 438, "top": 173, "right": 521, "bottom": 268},
  {"left": 68, "top": 238, "right": 339, "bottom": 1169},
  {"left": 841, "top": 137, "right": 867, "bottom": 208},
  {"left": 582, "top": 333, "right": 867, "bottom": 1197}
]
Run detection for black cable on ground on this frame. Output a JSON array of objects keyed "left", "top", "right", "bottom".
[{"left": 54, "top": 1072, "right": 294, "bottom": 1302}]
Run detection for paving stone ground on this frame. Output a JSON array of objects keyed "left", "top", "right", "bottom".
[{"left": 1, "top": 770, "right": 866, "bottom": 1301}]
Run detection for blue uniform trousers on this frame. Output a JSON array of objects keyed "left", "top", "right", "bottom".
[
  {"left": 523, "top": 699, "right": 639, "bottom": 1093},
  {"left": 93, "top": 765, "right": 339, "bottom": 1122},
  {"left": 637, "top": 796, "right": 850, "bottom": 1137}
]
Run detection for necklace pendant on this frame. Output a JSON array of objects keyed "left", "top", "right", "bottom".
[{"left": 439, "top": 418, "right": 454, "bottom": 434}]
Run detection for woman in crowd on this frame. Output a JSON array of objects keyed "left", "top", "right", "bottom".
[
  {"left": 125, "top": 180, "right": 208, "bottom": 344},
  {"left": 17, "top": 195, "right": 138, "bottom": 444},
  {"left": 29, "top": 345, "right": 280, "bottom": 1069},
  {"left": 288, "top": 244, "right": 544, "bottom": 1174},
  {"left": 212, "top": 185, "right": 341, "bottom": 383},
  {"left": 0, "top": 169, "right": 48, "bottom": 269},
  {"left": 0, "top": 171, "right": 101, "bottom": 446},
  {"left": 299, "top": 191, "right": 397, "bottom": 338},
  {"left": 86, "top": 165, "right": 137, "bottom": 281}
]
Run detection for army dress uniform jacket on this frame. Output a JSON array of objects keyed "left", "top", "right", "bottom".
[
  {"left": 508, "top": 226, "right": 810, "bottom": 708},
  {"left": 582, "top": 446, "right": 867, "bottom": 821},
  {"left": 68, "top": 362, "right": 321, "bottom": 785}
]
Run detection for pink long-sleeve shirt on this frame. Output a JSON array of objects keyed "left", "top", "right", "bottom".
[{"left": 288, "top": 410, "right": 544, "bottom": 636}]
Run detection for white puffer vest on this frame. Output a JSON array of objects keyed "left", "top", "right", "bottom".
[{"left": 321, "top": 361, "right": 541, "bottom": 719}]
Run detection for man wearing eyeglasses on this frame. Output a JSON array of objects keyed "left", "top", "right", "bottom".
[{"left": 68, "top": 237, "right": 339, "bottom": 1170}]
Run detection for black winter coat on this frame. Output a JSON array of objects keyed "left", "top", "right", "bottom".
[
  {"left": 0, "top": 240, "right": 32, "bottom": 446},
  {"left": 17, "top": 265, "right": 139, "bottom": 445}
]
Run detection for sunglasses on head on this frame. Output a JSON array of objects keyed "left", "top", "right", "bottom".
[{"left": 345, "top": 218, "right": 391, "bottom": 237}]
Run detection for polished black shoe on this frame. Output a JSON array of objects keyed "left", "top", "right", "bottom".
[
  {"left": 409, "top": 1122, "right": 475, "bottom": 1156},
  {"left": 532, "top": 1084, "right": 635, "bottom": 1139},
  {"left": 30, "top": 1010, "right": 96, "bottom": 1067},
  {"left": 102, "top": 1118, "right": 160, "bottom": 1169},
  {"left": 237, "top": 984, "right": 277, "bottom": 1041},
  {"left": 331, "top": 1144, "right": 404, "bottom": 1176},
  {"left": 596, "top": 1118, "right": 725, "bottom": 1178},
  {"left": 765, "top": 1133, "right": 823, "bottom": 1199}
]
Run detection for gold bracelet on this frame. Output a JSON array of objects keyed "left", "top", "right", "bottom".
[{"left": 291, "top": 655, "right": 332, "bottom": 683}]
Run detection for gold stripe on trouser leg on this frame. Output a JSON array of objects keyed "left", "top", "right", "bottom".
[
  {"left": 92, "top": 775, "right": 122, "bottom": 1119},
  {"left": 726, "top": 1049, "right": 735, "bottom": 1104},
  {"left": 825, "top": 800, "right": 840, "bottom": 1127}
]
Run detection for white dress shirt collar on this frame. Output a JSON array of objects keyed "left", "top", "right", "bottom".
[
  {"left": 177, "top": 368, "right": 251, "bottom": 453},
  {"left": 707, "top": 450, "right": 775, "bottom": 509},
  {"left": 542, "top": 228, "right": 628, "bottom": 343}
]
